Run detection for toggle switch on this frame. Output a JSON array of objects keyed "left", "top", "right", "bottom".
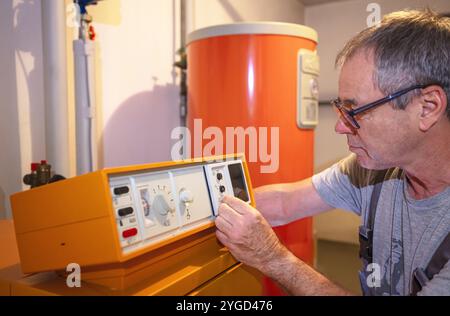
[
  {"left": 114, "top": 186, "right": 129, "bottom": 195},
  {"left": 122, "top": 228, "right": 138, "bottom": 238},
  {"left": 118, "top": 207, "right": 134, "bottom": 217}
]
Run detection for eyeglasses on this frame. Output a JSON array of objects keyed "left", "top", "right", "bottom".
[{"left": 331, "top": 84, "right": 429, "bottom": 129}]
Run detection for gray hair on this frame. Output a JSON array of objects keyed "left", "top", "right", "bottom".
[{"left": 336, "top": 9, "right": 450, "bottom": 119}]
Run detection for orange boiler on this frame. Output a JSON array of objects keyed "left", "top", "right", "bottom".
[{"left": 187, "top": 22, "right": 320, "bottom": 295}]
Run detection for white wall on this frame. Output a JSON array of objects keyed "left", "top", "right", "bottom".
[
  {"left": 0, "top": 0, "right": 46, "bottom": 219},
  {"left": 0, "top": 0, "right": 305, "bottom": 219},
  {"left": 307, "top": 0, "right": 450, "bottom": 244},
  {"left": 91, "top": 0, "right": 305, "bottom": 168},
  {"left": 189, "top": 0, "right": 304, "bottom": 32},
  {"left": 89, "top": 0, "right": 180, "bottom": 168}
]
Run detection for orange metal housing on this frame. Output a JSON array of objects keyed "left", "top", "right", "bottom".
[
  {"left": 187, "top": 23, "right": 318, "bottom": 295},
  {"left": 9, "top": 154, "right": 255, "bottom": 286},
  {"left": 0, "top": 220, "right": 262, "bottom": 295}
]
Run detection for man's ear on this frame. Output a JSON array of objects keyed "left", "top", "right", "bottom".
[{"left": 418, "top": 85, "right": 448, "bottom": 132}]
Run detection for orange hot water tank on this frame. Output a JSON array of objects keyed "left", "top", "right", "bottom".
[{"left": 187, "top": 22, "right": 319, "bottom": 295}]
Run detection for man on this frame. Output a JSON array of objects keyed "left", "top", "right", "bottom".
[{"left": 215, "top": 9, "right": 450, "bottom": 296}]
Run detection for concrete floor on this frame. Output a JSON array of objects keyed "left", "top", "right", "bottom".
[{"left": 315, "top": 239, "right": 362, "bottom": 295}]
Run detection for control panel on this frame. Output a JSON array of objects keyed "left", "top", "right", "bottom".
[
  {"left": 297, "top": 48, "right": 320, "bottom": 129},
  {"left": 10, "top": 154, "right": 253, "bottom": 274},
  {"left": 204, "top": 160, "right": 251, "bottom": 215},
  {"left": 109, "top": 159, "right": 251, "bottom": 255}
]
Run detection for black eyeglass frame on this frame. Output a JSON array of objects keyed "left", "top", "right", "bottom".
[{"left": 332, "top": 84, "right": 430, "bottom": 129}]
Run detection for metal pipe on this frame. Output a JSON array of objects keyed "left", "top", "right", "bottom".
[
  {"left": 73, "top": 39, "right": 97, "bottom": 175},
  {"left": 40, "top": 0, "right": 70, "bottom": 177},
  {"left": 179, "top": 0, "right": 187, "bottom": 127},
  {"left": 180, "top": 0, "right": 187, "bottom": 48}
]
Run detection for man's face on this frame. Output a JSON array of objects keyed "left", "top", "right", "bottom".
[{"left": 336, "top": 51, "right": 420, "bottom": 170}]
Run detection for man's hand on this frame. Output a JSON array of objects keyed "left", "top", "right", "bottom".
[
  {"left": 215, "top": 195, "right": 283, "bottom": 270},
  {"left": 215, "top": 196, "right": 351, "bottom": 296}
]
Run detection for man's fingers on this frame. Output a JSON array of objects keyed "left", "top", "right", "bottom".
[
  {"left": 215, "top": 213, "right": 233, "bottom": 233},
  {"left": 217, "top": 202, "right": 241, "bottom": 224},
  {"left": 221, "top": 195, "right": 250, "bottom": 215},
  {"left": 215, "top": 229, "right": 230, "bottom": 246}
]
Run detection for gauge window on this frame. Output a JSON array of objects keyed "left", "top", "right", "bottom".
[{"left": 227, "top": 163, "right": 249, "bottom": 202}]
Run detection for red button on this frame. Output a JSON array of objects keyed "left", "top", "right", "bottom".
[{"left": 122, "top": 228, "right": 138, "bottom": 238}]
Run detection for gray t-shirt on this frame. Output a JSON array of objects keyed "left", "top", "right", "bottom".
[{"left": 312, "top": 154, "right": 450, "bottom": 296}]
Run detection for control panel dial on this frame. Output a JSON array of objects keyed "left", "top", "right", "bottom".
[
  {"left": 179, "top": 188, "right": 194, "bottom": 220},
  {"left": 152, "top": 185, "right": 175, "bottom": 226}
]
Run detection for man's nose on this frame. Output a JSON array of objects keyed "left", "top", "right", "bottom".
[{"left": 335, "top": 117, "right": 354, "bottom": 135}]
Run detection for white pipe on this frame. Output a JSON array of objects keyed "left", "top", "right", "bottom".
[
  {"left": 41, "top": 0, "right": 70, "bottom": 177},
  {"left": 86, "top": 40, "right": 98, "bottom": 172},
  {"left": 73, "top": 39, "right": 97, "bottom": 175}
]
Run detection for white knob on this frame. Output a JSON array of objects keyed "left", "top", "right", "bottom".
[{"left": 179, "top": 188, "right": 194, "bottom": 203}]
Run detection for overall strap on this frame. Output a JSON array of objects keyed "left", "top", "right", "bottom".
[
  {"left": 368, "top": 182, "right": 382, "bottom": 230},
  {"left": 359, "top": 182, "right": 383, "bottom": 263},
  {"left": 411, "top": 232, "right": 450, "bottom": 295}
]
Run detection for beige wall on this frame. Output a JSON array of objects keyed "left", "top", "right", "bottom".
[{"left": 306, "top": 0, "right": 450, "bottom": 101}]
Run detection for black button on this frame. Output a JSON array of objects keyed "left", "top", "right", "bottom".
[
  {"left": 217, "top": 173, "right": 223, "bottom": 180},
  {"left": 114, "top": 186, "right": 129, "bottom": 195},
  {"left": 219, "top": 185, "right": 226, "bottom": 193},
  {"left": 118, "top": 207, "right": 134, "bottom": 217}
]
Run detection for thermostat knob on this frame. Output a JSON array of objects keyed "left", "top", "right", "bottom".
[{"left": 179, "top": 188, "right": 194, "bottom": 204}]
